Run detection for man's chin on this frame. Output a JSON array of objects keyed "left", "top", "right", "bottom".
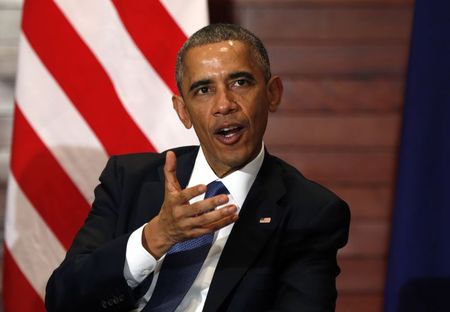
[{"left": 219, "top": 153, "right": 257, "bottom": 175}]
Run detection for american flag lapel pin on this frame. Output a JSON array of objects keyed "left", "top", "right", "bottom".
[{"left": 259, "top": 217, "right": 271, "bottom": 224}]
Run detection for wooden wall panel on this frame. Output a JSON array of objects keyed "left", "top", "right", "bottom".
[
  {"left": 0, "top": 182, "right": 5, "bottom": 222},
  {"left": 271, "top": 149, "right": 396, "bottom": 185},
  {"left": 281, "top": 78, "right": 404, "bottom": 113},
  {"left": 337, "top": 258, "right": 386, "bottom": 291},
  {"left": 0, "top": 1, "right": 20, "bottom": 191},
  {"left": 236, "top": 0, "right": 413, "bottom": 5},
  {"left": 0, "top": 8, "right": 21, "bottom": 42},
  {"left": 268, "top": 44, "right": 408, "bottom": 76},
  {"left": 0, "top": 180, "right": 6, "bottom": 312},
  {"left": 266, "top": 114, "right": 401, "bottom": 147},
  {"left": 0, "top": 153, "right": 9, "bottom": 184},
  {"left": 331, "top": 186, "right": 392, "bottom": 219},
  {"left": 342, "top": 220, "right": 390, "bottom": 257},
  {"left": 0, "top": 115, "right": 13, "bottom": 150},
  {"left": 239, "top": 6, "right": 412, "bottom": 41},
  {"left": 0, "top": 46, "right": 18, "bottom": 77},
  {"left": 336, "top": 294, "right": 383, "bottom": 312}
]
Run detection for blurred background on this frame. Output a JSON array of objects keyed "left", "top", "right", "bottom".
[{"left": 0, "top": 0, "right": 415, "bottom": 311}]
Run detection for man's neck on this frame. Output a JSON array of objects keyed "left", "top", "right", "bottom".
[{"left": 201, "top": 144, "right": 265, "bottom": 178}]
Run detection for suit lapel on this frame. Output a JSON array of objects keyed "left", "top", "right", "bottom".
[
  {"left": 133, "top": 147, "right": 198, "bottom": 229},
  {"left": 156, "top": 146, "right": 198, "bottom": 190},
  {"left": 204, "top": 154, "right": 286, "bottom": 311}
]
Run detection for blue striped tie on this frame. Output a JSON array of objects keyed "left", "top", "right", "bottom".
[{"left": 142, "top": 181, "right": 229, "bottom": 312}]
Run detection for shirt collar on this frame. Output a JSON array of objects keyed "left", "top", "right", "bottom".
[{"left": 187, "top": 144, "right": 265, "bottom": 209}]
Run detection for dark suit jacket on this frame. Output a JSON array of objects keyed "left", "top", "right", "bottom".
[{"left": 45, "top": 146, "right": 350, "bottom": 312}]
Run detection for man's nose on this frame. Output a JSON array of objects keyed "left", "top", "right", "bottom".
[{"left": 214, "top": 88, "right": 237, "bottom": 115}]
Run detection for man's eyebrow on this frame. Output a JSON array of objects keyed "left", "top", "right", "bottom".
[
  {"left": 189, "top": 79, "right": 212, "bottom": 93},
  {"left": 228, "top": 71, "right": 256, "bottom": 81},
  {"left": 188, "top": 72, "right": 255, "bottom": 93}
]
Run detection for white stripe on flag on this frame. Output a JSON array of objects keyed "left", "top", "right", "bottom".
[
  {"left": 16, "top": 34, "right": 108, "bottom": 204},
  {"left": 4, "top": 174, "right": 66, "bottom": 299},
  {"left": 160, "top": 0, "right": 209, "bottom": 36},
  {"left": 54, "top": 0, "right": 199, "bottom": 152}
]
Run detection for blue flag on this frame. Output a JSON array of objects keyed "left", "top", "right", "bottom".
[{"left": 384, "top": 0, "right": 450, "bottom": 311}]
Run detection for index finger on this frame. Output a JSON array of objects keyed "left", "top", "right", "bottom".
[{"left": 164, "top": 151, "right": 181, "bottom": 192}]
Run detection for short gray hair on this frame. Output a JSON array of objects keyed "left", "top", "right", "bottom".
[{"left": 175, "top": 23, "right": 271, "bottom": 95}]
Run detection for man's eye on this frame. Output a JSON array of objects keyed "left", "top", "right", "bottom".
[
  {"left": 197, "top": 86, "right": 210, "bottom": 94},
  {"left": 232, "top": 79, "right": 248, "bottom": 87}
]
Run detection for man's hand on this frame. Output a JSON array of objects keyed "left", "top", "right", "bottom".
[{"left": 142, "top": 151, "right": 238, "bottom": 259}]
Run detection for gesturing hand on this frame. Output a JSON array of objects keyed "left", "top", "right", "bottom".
[{"left": 143, "top": 151, "right": 238, "bottom": 259}]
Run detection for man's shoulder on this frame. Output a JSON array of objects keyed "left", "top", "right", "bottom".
[
  {"left": 101, "top": 145, "right": 199, "bottom": 180},
  {"left": 266, "top": 153, "right": 350, "bottom": 229},
  {"left": 112, "top": 145, "right": 198, "bottom": 167},
  {"left": 266, "top": 153, "right": 343, "bottom": 205}
]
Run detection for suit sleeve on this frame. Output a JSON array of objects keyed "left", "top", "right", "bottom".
[
  {"left": 271, "top": 199, "right": 351, "bottom": 312},
  {"left": 45, "top": 156, "right": 139, "bottom": 312}
]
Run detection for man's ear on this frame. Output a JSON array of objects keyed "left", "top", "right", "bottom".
[
  {"left": 266, "top": 76, "right": 283, "bottom": 112},
  {"left": 172, "top": 95, "right": 192, "bottom": 129}
]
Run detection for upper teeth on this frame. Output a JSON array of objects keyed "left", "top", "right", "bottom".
[{"left": 221, "top": 126, "right": 237, "bottom": 132}]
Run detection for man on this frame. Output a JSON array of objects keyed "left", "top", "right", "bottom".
[{"left": 46, "top": 24, "right": 350, "bottom": 312}]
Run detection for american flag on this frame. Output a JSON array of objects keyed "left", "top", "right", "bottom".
[{"left": 3, "top": 1, "right": 207, "bottom": 310}]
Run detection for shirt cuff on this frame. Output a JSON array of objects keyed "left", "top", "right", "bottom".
[{"left": 123, "top": 223, "right": 157, "bottom": 288}]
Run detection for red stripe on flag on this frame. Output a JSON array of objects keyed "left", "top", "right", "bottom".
[
  {"left": 3, "top": 246, "right": 47, "bottom": 312},
  {"left": 10, "top": 105, "right": 90, "bottom": 249},
  {"left": 112, "top": 0, "right": 187, "bottom": 94},
  {"left": 21, "top": 0, "right": 155, "bottom": 155}
]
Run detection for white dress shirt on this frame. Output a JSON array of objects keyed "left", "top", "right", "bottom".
[{"left": 124, "top": 145, "right": 265, "bottom": 311}]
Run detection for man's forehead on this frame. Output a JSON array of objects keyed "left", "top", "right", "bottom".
[
  {"left": 185, "top": 44, "right": 255, "bottom": 79},
  {"left": 187, "top": 40, "right": 247, "bottom": 55},
  {"left": 183, "top": 40, "right": 252, "bottom": 69}
]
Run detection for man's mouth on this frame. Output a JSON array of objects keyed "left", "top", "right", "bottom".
[
  {"left": 215, "top": 125, "right": 245, "bottom": 144},
  {"left": 217, "top": 126, "right": 242, "bottom": 137}
]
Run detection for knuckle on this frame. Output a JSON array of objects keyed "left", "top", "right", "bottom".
[
  {"left": 204, "top": 200, "right": 217, "bottom": 212},
  {"left": 212, "top": 224, "right": 221, "bottom": 232},
  {"left": 208, "top": 223, "right": 220, "bottom": 232},
  {"left": 193, "top": 206, "right": 202, "bottom": 216},
  {"left": 166, "top": 194, "right": 178, "bottom": 205},
  {"left": 172, "top": 210, "right": 183, "bottom": 220},
  {"left": 191, "top": 202, "right": 204, "bottom": 215},
  {"left": 178, "top": 191, "right": 190, "bottom": 203},
  {"left": 214, "top": 196, "right": 224, "bottom": 205},
  {"left": 197, "top": 213, "right": 209, "bottom": 224},
  {"left": 219, "top": 208, "right": 229, "bottom": 216},
  {"left": 171, "top": 191, "right": 182, "bottom": 201}
]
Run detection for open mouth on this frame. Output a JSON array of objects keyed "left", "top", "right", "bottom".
[
  {"left": 215, "top": 125, "right": 245, "bottom": 144},
  {"left": 217, "top": 126, "right": 243, "bottom": 137}
]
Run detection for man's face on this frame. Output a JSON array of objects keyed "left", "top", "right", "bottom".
[{"left": 173, "top": 40, "right": 282, "bottom": 177}]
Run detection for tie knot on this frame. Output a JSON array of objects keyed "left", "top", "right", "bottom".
[{"left": 205, "top": 180, "right": 229, "bottom": 198}]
